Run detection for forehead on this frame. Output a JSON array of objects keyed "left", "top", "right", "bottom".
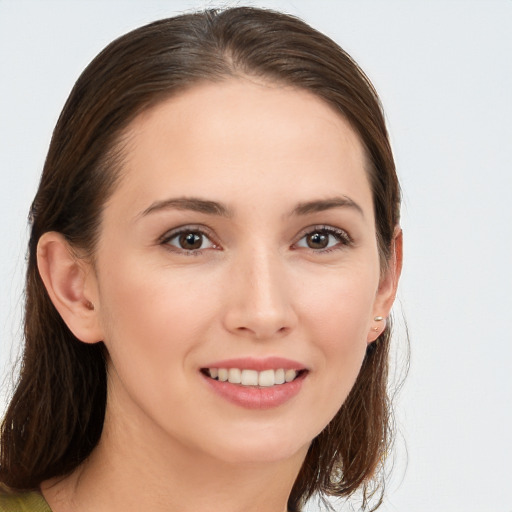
[{"left": 113, "top": 78, "right": 372, "bottom": 215}]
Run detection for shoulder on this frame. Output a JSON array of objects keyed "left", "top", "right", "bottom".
[{"left": 0, "top": 487, "right": 52, "bottom": 512}]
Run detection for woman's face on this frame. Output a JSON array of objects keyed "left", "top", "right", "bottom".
[{"left": 87, "top": 79, "right": 397, "bottom": 465}]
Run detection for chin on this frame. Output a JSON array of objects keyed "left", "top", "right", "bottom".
[{"left": 201, "top": 426, "right": 313, "bottom": 466}]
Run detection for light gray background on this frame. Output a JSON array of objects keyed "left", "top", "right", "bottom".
[{"left": 1, "top": 1, "right": 511, "bottom": 511}]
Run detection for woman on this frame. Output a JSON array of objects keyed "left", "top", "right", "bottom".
[{"left": 0, "top": 7, "right": 402, "bottom": 512}]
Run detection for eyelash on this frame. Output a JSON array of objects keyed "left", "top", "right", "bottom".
[
  {"left": 159, "top": 224, "right": 353, "bottom": 255},
  {"left": 293, "top": 225, "right": 353, "bottom": 253},
  {"left": 159, "top": 225, "right": 219, "bottom": 256}
]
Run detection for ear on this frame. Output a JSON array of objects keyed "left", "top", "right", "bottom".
[
  {"left": 37, "top": 232, "right": 103, "bottom": 344},
  {"left": 367, "top": 227, "right": 403, "bottom": 343}
]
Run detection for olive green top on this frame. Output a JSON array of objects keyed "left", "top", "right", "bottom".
[{"left": 0, "top": 490, "right": 52, "bottom": 512}]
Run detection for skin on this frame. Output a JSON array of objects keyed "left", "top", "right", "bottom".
[{"left": 38, "top": 78, "right": 401, "bottom": 512}]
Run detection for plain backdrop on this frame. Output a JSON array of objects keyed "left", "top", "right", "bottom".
[{"left": 1, "top": 1, "right": 511, "bottom": 511}]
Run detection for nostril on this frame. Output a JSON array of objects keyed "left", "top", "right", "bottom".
[{"left": 222, "top": 291, "right": 297, "bottom": 339}]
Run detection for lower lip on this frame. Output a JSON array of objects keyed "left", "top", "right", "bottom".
[{"left": 202, "top": 372, "right": 306, "bottom": 410}]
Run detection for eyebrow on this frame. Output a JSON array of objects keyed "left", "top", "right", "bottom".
[
  {"left": 140, "top": 197, "right": 232, "bottom": 218},
  {"left": 292, "top": 196, "right": 365, "bottom": 218},
  {"left": 139, "top": 195, "right": 364, "bottom": 220}
]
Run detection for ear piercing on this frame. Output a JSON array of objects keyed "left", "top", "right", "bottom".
[
  {"left": 85, "top": 300, "right": 95, "bottom": 311},
  {"left": 372, "top": 316, "right": 384, "bottom": 332}
]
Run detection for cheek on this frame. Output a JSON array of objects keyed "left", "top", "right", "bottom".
[
  {"left": 96, "top": 260, "right": 195, "bottom": 367},
  {"left": 99, "top": 254, "right": 215, "bottom": 333},
  {"left": 302, "top": 266, "right": 377, "bottom": 344},
  {"left": 299, "top": 267, "right": 377, "bottom": 415},
  {"left": 95, "top": 262, "right": 216, "bottom": 424}
]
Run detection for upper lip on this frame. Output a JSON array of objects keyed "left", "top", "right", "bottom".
[{"left": 202, "top": 357, "right": 307, "bottom": 372}]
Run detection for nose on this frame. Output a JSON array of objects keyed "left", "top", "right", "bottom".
[{"left": 222, "top": 248, "right": 297, "bottom": 340}]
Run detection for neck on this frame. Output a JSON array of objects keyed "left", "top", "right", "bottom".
[{"left": 42, "top": 396, "right": 308, "bottom": 512}]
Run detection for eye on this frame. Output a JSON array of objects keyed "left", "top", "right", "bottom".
[
  {"left": 295, "top": 226, "right": 352, "bottom": 252},
  {"left": 161, "top": 228, "right": 217, "bottom": 253}
]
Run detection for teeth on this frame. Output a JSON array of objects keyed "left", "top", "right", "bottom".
[
  {"left": 285, "top": 369, "right": 297, "bottom": 383},
  {"left": 207, "top": 368, "right": 299, "bottom": 387},
  {"left": 228, "top": 368, "right": 241, "bottom": 384},
  {"left": 258, "top": 369, "right": 275, "bottom": 387},
  {"left": 241, "top": 369, "right": 259, "bottom": 386}
]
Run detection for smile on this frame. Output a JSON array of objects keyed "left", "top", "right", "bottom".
[
  {"left": 200, "top": 357, "right": 308, "bottom": 409},
  {"left": 204, "top": 368, "right": 303, "bottom": 387}
]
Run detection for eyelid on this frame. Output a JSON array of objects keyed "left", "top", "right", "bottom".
[
  {"left": 158, "top": 224, "right": 221, "bottom": 252},
  {"left": 292, "top": 224, "right": 353, "bottom": 251}
]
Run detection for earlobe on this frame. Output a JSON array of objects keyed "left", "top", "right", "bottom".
[
  {"left": 37, "top": 232, "right": 103, "bottom": 344},
  {"left": 367, "top": 227, "right": 403, "bottom": 343}
]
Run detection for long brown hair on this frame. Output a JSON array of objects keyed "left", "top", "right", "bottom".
[{"left": 0, "top": 7, "right": 400, "bottom": 510}]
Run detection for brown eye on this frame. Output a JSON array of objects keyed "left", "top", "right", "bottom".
[
  {"left": 306, "top": 232, "right": 329, "bottom": 249},
  {"left": 179, "top": 232, "right": 203, "bottom": 250},
  {"left": 163, "top": 229, "right": 215, "bottom": 252},
  {"left": 295, "top": 226, "right": 351, "bottom": 252}
]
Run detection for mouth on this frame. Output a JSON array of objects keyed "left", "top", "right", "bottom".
[
  {"left": 201, "top": 367, "right": 308, "bottom": 388},
  {"left": 200, "top": 357, "right": 308, "bottom": 409}
]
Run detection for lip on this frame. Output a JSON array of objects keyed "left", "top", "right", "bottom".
[
  {"left": 203, "top": 356, "right": 306, "bottom": 372},
  {"left": 200, "top": 357, "right": 308, "bottom": 410},
  {"left": 202, "top": 371, "right": 307, "bottom": 410}
]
